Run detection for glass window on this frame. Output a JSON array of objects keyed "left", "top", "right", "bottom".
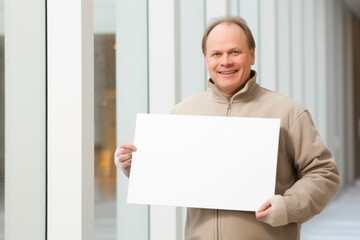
[
  {"left": 94, "top": 0, "right": 116, "bottom": 239},
  {"left": 0, "top": 0, "right": 5, "bottom": 238}
]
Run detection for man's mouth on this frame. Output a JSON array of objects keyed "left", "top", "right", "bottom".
[{"left": 218, "top": 70, "right": 237, "bottom": 74}]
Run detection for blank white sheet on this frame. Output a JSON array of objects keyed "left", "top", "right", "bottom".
[{"left": 127, "top": 113, "right": 280, "bottom": 211}]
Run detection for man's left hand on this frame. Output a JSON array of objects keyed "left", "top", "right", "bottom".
[
  {"left": 255, "top": 195, "right": 288, "bottom": 227},
  {"left": 256, "top": 200, "right": 271, "bottom": 219}
]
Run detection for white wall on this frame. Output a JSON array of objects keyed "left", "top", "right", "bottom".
[
  {"left": 206, "top": 0, "right": 229, "bottom": 22},
  {"left": 47, "top": 0, "right": 94, "bottom": 239},
  {"left": 0, "top": 1, "right": 3, "bottom": 35},
  {"left": 291, "top": 0, "right": 304, "bottom": 105},
  {"left": 116, "top": 0, "right": 149, "bottom": 239},
  {"left": 343, "top": 1, "right": 355, "bottom": 186},
  {"left": 4, "top": 0, "right": 45, "bottom": 239},
  {"left": 315, "top": 0, "right": 328, "bottom": 143},
  {"left": 277, "top": 0, "right": 291, "bottom": 97},
  {"left": 180, "top": 0, "right": 206, "bottom": 100},
  {"left": 239, "top": 0, "right": 260, "bottom": 83},
  {"left": 148, "top": 0, "right": 179, "bottom": 238},
  {"left": 324, "top": 0, "right": 346, "bottom": 188},
  {"left": 94, "top": 0, "right": 115, "bottom": 34}
]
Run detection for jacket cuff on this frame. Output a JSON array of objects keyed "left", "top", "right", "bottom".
[
  {"left": 284, "top": 195, "right": 299, "bottom": 223},
  {"left": 258, "top": 195, "right": 288, "bottom": 227}
]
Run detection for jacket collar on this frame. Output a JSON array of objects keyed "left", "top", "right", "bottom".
[{"left": 207, "top": 70, "right": 259, "bottom": 104}]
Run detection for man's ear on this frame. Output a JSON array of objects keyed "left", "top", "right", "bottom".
[
  {"left": 204, "top": 54, "right": 209, "bottom": 70},
  {"left": 251, "top": 48, "right": 255, "bottom": 65}
]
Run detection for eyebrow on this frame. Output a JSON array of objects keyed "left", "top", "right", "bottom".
[{"left": 209, "top": 47, "right": 242, "bottom": 53}]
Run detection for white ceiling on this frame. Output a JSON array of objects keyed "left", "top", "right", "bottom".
[{"left": 343, "top": 0, "right": 360, "bottom": 19}]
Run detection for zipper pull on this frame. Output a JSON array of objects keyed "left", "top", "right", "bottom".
[{"left": 226, "top": 104, "right": 231, "bottom": 116}]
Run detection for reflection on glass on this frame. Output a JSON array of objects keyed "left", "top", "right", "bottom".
[
  {"left": 0, "top": 0, "right": 5, "bottom": 238},
  {"left": 94, "top": 33, "right": 117, "bottom": 240},
  {"left": 94, "top": 1, "right": 117, "bottom": 239}
]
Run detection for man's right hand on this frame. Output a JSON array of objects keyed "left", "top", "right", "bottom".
[{"left": 114, "top": 142, "right": 137, "bottom": 177}]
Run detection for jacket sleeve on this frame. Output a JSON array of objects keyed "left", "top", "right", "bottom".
[{"left": 283, "top": 110, "right": 340, "bottom": 223}]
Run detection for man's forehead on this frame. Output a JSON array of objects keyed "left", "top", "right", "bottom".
[
  {"left": 209, "top": 22, "right": 243, "bottom": 35},
  {"left": 206, "top": 23, "right": 248, "bottom": 48}
]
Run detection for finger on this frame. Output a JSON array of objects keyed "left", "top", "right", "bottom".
[
  {"left": 122, "top": 160, "right": 132, "bottom": 170},
  {"left": 117, "top": 148, "right": 133, "bottom": 156},
  {"left": 256, "top": 200, "right": 272, "bottom": 220},
  {"left": 117, "top": 153, "right": 133, "bottom": 163},
  {"left": 116, "top": 144, "right": 136, "bottom": 157},
  {"left": 256, "top": 207, "right": 271, "bottom": 220},
  {"left": 120, "top": 142, "right": 137, "bottom": 152},
  {"left": 258, "top": 200, "right": 271, "bottom": 212}
]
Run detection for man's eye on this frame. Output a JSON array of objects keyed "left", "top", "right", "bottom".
[
  {"left": 232, "top": 51, "right": 239, "bottom": 54},
  {"left": 212, "top": 53, "right": 220, "bottom": 56}
]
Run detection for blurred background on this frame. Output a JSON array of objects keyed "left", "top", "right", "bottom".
[
  {"left": 0, "top": 0, "right": 5, "bottom": 238},
  {"left": 1, "top": 0, "right": 360, "bottom": 239}
]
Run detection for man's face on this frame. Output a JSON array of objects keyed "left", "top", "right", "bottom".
[{"left": 204, "top": 23, "right": 255, "bottom": 96}]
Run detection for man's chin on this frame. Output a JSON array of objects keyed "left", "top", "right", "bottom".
[{"left": 217, "top": 84, "right": 240, "bottom": 95}]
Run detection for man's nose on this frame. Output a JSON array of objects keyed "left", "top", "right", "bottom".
[{"left": 220, "top": 54, "right": 233, "bottom": 66}]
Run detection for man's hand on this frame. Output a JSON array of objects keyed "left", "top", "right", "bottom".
[
  {"left": 255, "top": 195, "right": 288, "bottom": 227},
  {"left": 256, "top": 200, "right": 271, "bottom": 220},
  {"left": 114, "top": 142, "right": 137, "bottom": 177}
]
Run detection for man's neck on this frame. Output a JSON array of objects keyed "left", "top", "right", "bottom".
[{"left": 223, "top": 92, "right": 233, "bottom": 102}]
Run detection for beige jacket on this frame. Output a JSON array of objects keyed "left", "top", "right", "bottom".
[{"left": 171, "top": 71, "right": 340, "bottom": 240}]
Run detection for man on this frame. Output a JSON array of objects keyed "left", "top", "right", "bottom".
[{"left": 114, "top": 16, "right": 340, "bottom": 239}]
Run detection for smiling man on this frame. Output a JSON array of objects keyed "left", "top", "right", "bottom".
[
  {"left": 115, "top": 16, "right": 340, "bottom": 240},
  {"left": 203, "top": 20, "right": 255, "bottom": 96}
]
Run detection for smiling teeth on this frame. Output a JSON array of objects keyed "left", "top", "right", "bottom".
[{"left": 221, "top": 70, "right": 236, "bottom": 74}]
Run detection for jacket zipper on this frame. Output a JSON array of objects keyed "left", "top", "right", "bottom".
[
  {"left": 226, "top": 103, "right": 232, "bottom": 116},
  {"left": 216, "top": 103, "right": 231, "bottom": 240},
  {"left": 216, "top": 209, "right": 219, "bottom": 240}
]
